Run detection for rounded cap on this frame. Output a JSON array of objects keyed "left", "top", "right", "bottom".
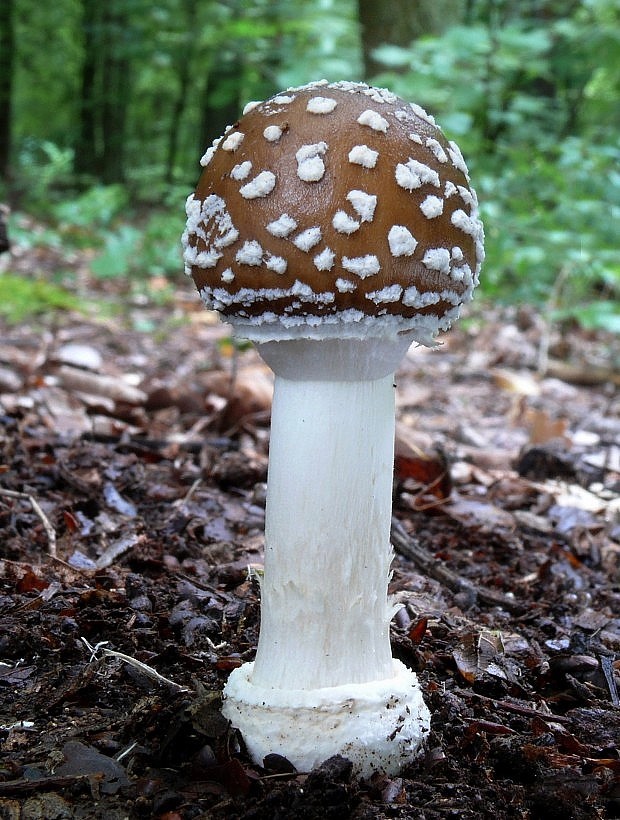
[{"left": 183, "top": 81, "right": 484, "bottom": 345}]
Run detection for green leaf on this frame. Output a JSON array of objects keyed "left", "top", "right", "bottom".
[
  {"left": 553, "top": 301, "right": 620, "bottom": 333},
  {"left": 91, "top": 226, "right": 141, "bottom": 279},
  {"left": 0, "top": 273, "right": 86, "bottom": 323},
  {"left": 53, "top": 186, "right": 129, "bottom": 229},
  {"left": 372, "top": 44, "right": 411, "bottom": 68}
]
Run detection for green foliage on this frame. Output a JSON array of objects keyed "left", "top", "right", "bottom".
[
  {"left": 0, "top": 272, "right": 86, "bottom": 323},
  {"left": 88, "top": 211, "right": 181, "bottom": 281},
  {"left": 555, "top": 301, "right": 620, "bottom": 335},
  {"left": 373, "top": 0, "right": 620, "bottom": 328},
  {"left": 90, "top": 225, "right": 142, "bottom": 279},
  {"left": 482, "top": 136, "right": 620, "bottom": 328},
  {"left": 8, "top": 177, "right": 181, "bottom": 283},
  {"left": 3, "top": 0, "right": 618, "bottom": 329},
  {"left": 373, "top": 22, "right": 554, "bottom": 151},
  {"left": 53, "top": 185, "right": 129, "bottom": 229},
  {"left": 140, "top": 211, "right": 184, "bottom": 277},
  {"left": 12, "top": 0, "right": 83, "bottom": 149},
  {"left": 16, "top": 139, "right": 75, "bottom": 208},
  {"left": 7, "top": 0, "right": 362, "bottom": 191},
  {"left": 273, "top": 0, "right": 362, "bottom": 90}
]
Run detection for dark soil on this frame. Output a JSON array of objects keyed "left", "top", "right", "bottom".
[{"left": 0, "top": 270, "right": 619, "bottom": 818}]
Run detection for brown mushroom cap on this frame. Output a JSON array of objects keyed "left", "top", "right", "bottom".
[{"left": 183, "top": 81, "right": 484, "bottom": 344}]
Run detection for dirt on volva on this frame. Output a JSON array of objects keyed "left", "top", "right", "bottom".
[{"left": 0, "top": 253, "right": 619, "bottom": 818}]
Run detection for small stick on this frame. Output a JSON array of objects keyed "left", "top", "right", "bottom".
[
  {"left": 80, "top": 637, "right": 190, "bottom": 692},
  {"left": 0, "top": 772, "right": 100, "bottom": 796},
  {"left": 176, "top": 477, "right": 202, "bottom": 508},
  {"left": 0, "top": 487, "right": 57, "bottom": 557},
  {"left": 391, "top": 518, "right": 525, "bottom": 615},
  {"left": 453, "top": 687, "right": 572, "bottom": 724}
]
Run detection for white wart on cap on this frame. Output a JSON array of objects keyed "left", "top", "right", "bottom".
[{"left": 183, "top": 81, "right": 484, "bottom": 344}]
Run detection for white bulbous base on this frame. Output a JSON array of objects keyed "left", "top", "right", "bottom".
[{"left": 222, "top": 659, "right": 431, "bottom": 778}]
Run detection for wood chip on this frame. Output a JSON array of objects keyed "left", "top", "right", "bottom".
[{"left": 55, "top": 365, "right": 147, "bottom": 404}]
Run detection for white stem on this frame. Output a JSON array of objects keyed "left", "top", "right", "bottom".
[
  {"left": 251, "top": 373, "right": 396, "bottom": 690},
  {"left": 222, "top": 337, "right": 430, "bottom": 774}
]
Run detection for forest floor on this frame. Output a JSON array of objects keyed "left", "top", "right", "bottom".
[{"left": 0, "top": 236, "right": 619, "bottom": 819}]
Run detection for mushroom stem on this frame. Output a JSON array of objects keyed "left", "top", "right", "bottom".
[
  {"left": 221, "top": 340, "right": 430, "bottom": 775},
  {"left": 252, "top": 370, "right": 396, "bottom": 690}
]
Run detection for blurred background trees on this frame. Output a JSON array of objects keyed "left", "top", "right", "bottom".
[{"left": 0, "top": 0, "right": 618, "bottom": 328}]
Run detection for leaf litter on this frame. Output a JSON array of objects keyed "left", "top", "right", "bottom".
[{"left": 0, "top": 266, "right": 619, "bottom": 817}]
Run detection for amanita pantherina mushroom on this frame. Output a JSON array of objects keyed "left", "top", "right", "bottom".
[{"left": 183, "top": 81, "right": 484, "bottom": 776}]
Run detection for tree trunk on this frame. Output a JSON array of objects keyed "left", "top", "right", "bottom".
[
  {"left": 197, "top": 56, "right": 244, "bottom": 158},
  {"left": 357, "top": 0, "right": 463, "bottom": 78},
  {"left": 197, "top": 0, "right": 286, "bottom": 156},
  {"left": 74, "top": 0, "right": 101, "bottom": 178},
  {"left": 74, "top": 0, "right": 130, "bottom": 183},
  {"left": 100, "top": 1, "right": 129, "bottom": 184},
  {"left": 0, "top": 0, "right": 14, "bottom": 183},
  {"left": 165, "top": 0, "right": 199, "bottom": 184}
]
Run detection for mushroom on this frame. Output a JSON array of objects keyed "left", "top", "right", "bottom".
[{"left": 183, "top": 80, "right": 484, "bottom": 776}]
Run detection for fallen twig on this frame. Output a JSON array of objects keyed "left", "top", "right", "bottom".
[
  {"left": 453, "top": 687, "right": 572, "bottom": 724},
  {"left": 0, "top": 487, "right": 57, "bottom": 557},
  {"left": 391, "top": 518, "right": 525, "bottom": 615},
  {"left": 81, "top": 637, "right": 190, "bottom": 692},
  {"left": 176, "top": 477, "right": 203, "bottom": 508},
  {"left": 0, "top": 772, "right": 100, "bottom": 796}
]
